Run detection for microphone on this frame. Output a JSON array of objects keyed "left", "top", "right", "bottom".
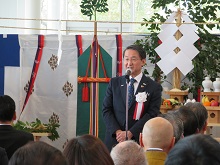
[
  {"left": 125, "top": 68, "right": 132, "bottom": 76},
  {"left": 125, "top": 68, "right": 131, "bottom": 83}
]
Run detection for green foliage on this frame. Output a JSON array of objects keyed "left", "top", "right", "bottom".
[
  {"left": 136, "top": 0, "right": 220, "bottom": 98},
  {"left": 80, "top": 0, "right": 109, "bottom": 20},
  {"left": 13, "top": 113, "right": 60, "bottom": 141}
]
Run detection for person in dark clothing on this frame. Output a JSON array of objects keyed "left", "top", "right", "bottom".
[{"left": 0, "top": 95, "right": 34, "bottom": 159}]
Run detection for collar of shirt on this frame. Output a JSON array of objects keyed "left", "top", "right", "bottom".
[
  {"left": 146, "top": 148, "right": 163, "bottom": 151},
  {"left": 0, "top": 124, "right": 12, "bottom": 126},
  {"left": 129, "top": 72, "right": 143, "bottom": 93}
]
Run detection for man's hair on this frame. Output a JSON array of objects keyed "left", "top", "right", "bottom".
[
  {"left": 9, "top": 141, "right": 67, "bottom": 165},
  {"left": 123, "top": 44, "right": 146, "bottom": 59},
  {"left": 63, "top": 134, "right": 114, "bottom": 165},
  {"left": 110, "top": 140, "right": 147, "bottom": 165},
  {"left": 165, "top": 134, "right": 220, "bottom": 165},
  {"left": 174, "top": 106, "right": 199, "bottom": 136},
  {"left": 185, "top": 102, "right": 208, "bottom": 131},
  {"left": 0, "top": 95, "right": 16, "bottom": 122},
  {"left": 158, "top": 112, "right": 184, "bottom": 144}
]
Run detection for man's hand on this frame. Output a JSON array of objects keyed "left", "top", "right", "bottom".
[{"left": 116, "top": 130, "right": 133, "bottom": 143}]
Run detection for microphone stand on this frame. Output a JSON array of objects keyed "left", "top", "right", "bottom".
[{"left": 125, "top": 75, "right": 130, "bottom": 140}]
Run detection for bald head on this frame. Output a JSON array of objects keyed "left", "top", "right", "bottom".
[{"left": 142, "top": 117, "right": 175, "bottom": 153}]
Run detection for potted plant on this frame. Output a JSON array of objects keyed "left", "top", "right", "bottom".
[{"left": 13, "top": 113, "right": 60, "bottom": 141}]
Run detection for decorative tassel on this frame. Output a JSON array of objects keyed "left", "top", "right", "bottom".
[{"left": 82, "top": 83, "right": 89, "bottom": 102}]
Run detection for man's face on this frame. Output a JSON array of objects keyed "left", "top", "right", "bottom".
[{"left": 123, "top": 49, "right": 146, "bottom": 77}]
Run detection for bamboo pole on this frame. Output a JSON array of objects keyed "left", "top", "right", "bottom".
[{"left": 78, "top": 77, "right": 110, "bottom": 83}]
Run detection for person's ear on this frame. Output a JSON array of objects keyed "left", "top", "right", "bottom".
[
  {"left": 168, "top": 137, "right": 175, "bottom": 152},
  {"left": 141, "top": 59, "right": 146, "bottom": 67},
  {"left": 202, "top": 120, "right": 208, "bottom": 133},
  {"left": 12, "top": 112, "right": 16, "bottom": 120},
  {"left": 139, "top": 133, "right": 144, "bottom": 147}
]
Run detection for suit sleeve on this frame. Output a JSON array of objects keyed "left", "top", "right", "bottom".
[
  {"left": 102, "top": 79, "right": 121, "bottom": 136},
  {"left": 0, "top": 148, "right": 8, "bottom": 165},
  {"left": 129, "top": 82, "right": 162, "bottom": 139}
]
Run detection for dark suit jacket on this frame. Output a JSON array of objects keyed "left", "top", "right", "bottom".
[
  {"left": 0, "top": 125, "right": 34, "bottom": 159},
  {"left": 102, "top": 75, "right": 162, "bottom": 150},
  {"left": 0, "top": 147, "right": 8, "bottom": 165}
]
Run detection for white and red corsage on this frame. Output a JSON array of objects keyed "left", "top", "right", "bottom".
[{"left": 133, "top": 92, "right": 148, "bottom": 120}]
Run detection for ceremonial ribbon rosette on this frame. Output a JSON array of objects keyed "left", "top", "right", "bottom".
[{"left": 133, "top": 92, "right": 147, "bottom": 120}]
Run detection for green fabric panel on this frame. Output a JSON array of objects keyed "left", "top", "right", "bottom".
[{"left": 77, "top": 45, "right": 112, "bottom": 141}]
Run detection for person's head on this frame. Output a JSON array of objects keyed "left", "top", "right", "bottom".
[
  {"left": 174, "top": 106, "right": 199, "bottom": 136},
  {"left": 110, "top": 140, "right": 147, "bottom": 165},
  {"left": 123, "top": 45, "right": 146, "bottom": 77},
  {"left": 140, "top": 117, "right": 175, "bottom": 153},
  {"left": 0, "top": 95, "right": 16, "bottom": 123},
  {"left": 185, "top": 102, "right": 208, "bottom": 134},
  {"left": 9, "top": 141, "right": 67, "bottom": 165},
  {"left": 158, "top": 112, "right": 184, "bottom": 144},
  {"left": 63, "top": 134, "right": 114, "bottom": 165},
  {"left": 165, "top": 134, "right": 220, "bottom": 165}
]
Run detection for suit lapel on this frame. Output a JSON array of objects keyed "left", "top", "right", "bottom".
[
  {"left": 120, "top": 76, "right": 128, "bottom": 106},
  {"left": 135, "top": 75, "right": 149, "bottom": 95}
]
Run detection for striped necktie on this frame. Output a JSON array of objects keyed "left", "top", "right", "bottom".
[{"left": 128, "top": 78, "right": 136, "bottom": 107}]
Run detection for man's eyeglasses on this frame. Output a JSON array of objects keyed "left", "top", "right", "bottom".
[{"left": 124, "top": 58, "right": 141, "bottom": 63}]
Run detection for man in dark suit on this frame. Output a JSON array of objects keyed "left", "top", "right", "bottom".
[
  {"left": 102, "top": 45, "right": 162, "bottom": 151},
  {"left": 0, "top": 95, "right": 34, "bottom": 159}
]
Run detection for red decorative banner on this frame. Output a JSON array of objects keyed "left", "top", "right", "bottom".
[
  {"left": 20, "top": 35, "right": 44, "bottom": 116},
  {"left": 116, "top": 34, "right": 122, "bottom": 77},
  {"left": 76, "top": 35, "right": 83, "bottom": 56}
]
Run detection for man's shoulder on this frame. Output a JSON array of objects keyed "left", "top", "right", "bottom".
[
  {"left": 12, "top": 129, "right": 34, "bottom": 139},
  {"left": 111, "top": 75, "right": 125, "bottom": 80},
  {"left": 142, "top": 75, "right": 155, "bottom": 83},
  {"left": 142, "top": 75, "right": 161, "bottom": 87},
  {"left": 110, "top": 75, "right": 125, "bottom": 83}
]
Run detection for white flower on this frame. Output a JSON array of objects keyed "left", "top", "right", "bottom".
[{"left": 135, "top": 92, "right": 147, "bottom": 103}]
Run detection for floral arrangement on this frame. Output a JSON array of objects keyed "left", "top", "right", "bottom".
[{"left": 13, "top": 113, "right": 60, "bottom": 141}]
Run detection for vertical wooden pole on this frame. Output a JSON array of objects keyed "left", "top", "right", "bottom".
[
  {"left": 173, "top": 9, "right": 182, "bottom": 89},
  {"left": 94, "top": 21, "right": 97, "bottom": 36}
]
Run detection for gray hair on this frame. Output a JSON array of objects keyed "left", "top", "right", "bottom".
[
  {"left": 159, "top": 112, "right": 184, "bottom": 144},
  {"left": 110, "top": 140, "right": 147, "bottom": 165}
]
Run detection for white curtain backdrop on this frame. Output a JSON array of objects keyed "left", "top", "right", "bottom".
[{"left": 4, "top": 34, "right": 149, "bottom": 150}]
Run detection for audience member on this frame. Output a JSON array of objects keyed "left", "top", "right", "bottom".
[
  {"left": 0, "top": 95, "right": 34, "bottom": 159},
  {"left": 140, "top": 117, "right": 175, "bottom": 165},
  {"left": 0, "top": 146, "right": 8, "bottom": 165},
  {"left": 185, "top": 102, "right": 208, "bottom": 134},
  {"left": 165, "top": 134, "right": 220, "bottom": 165},
  {"left": 110, "top": 140, "right": 147, "bottom": 165},
  {"left": 63, "top": 134, "right": 114, "bottom": 165},
  {"left": 9, "top": 141, "right": 67, "bottom": 165},
  {"left": 158, "top": 112, "right": 184, "bottom": 144},
  {"left": 174, "top": 106, "right": 199, "bottom": 136}
]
